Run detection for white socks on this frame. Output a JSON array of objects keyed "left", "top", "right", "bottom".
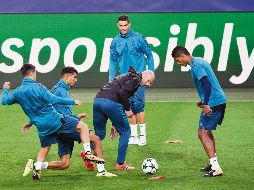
[
  {"left": 130, "top": 124, "right": 138, "bottom": 137},
  {"left": 139, "top": 123, "right": 146, "bottom": 137},
  {"left": 210, "top": 157, "right": 220, "bottom": 170},
  {"left": 34, "top": 161, "right": 48, "bottom": 170},
  {"left": 83, "top": 143, "right": 91, "bottom": 153},
  {"left": 34, "top": 161, "right": 42, "bottom": 170},
  {"left": 130, "top": 123, "right": 146, "bottom": 137},
  {"left": 41, "top": 162, "right": 48, "bottom": 169},
  {"left": 97, "top": 163, "right": 105, "bottom": 173}
]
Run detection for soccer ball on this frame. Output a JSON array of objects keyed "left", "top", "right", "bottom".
[{"left": 142, "top": 158, "right": 159, "bottom": 174}]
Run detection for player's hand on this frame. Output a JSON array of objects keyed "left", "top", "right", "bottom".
[
  {"left": 21, "top": 123, "right": 32, "bottom": 134},
  {"left": 126, "top": 110, "right": 133, "bottom": 118},
  {"left": 203, "top": 105, "right": 212, "bottom": 116},
  {"left": 74, "top": 100, "right": 82, "bottom": 106},
  {"left": 110, "top": 125, "right": 118, "bottom": 140},
  {"left": 78, "top": 113, "right": 88, "bottom": 119},
  {"left": 197, "top": 101, "right": 204, "bottom": 109},
  {"left": 3, "top": 82, "right": 11, "bottom": 89}
]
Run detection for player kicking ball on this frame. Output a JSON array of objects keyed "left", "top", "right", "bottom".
[
  {"left": 2, "top": 64, "right": 104, "bottom": 180},
  {"left": 22, "top": 66, "right": 116, "bottom": 178}
]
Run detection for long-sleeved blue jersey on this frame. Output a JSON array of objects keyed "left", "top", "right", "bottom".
[
  {"left": 190, "top": 57, "right": 226, "bottom": 107},
  {"left": 109, "top": 29, "right": 154, "bottom": 81},
  {"left": 51, "top": 79, "right": 77, "bottom": 119},
  {"left": 1, "top": 78, "right": 75, "bottom": 136}
]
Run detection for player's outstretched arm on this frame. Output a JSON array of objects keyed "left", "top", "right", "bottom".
[
  {"left": 40, "top": 85, "right": 75, "bottom": 105},
  {"left": 2, "top": 82, "right": 17, "bottom": 105}
]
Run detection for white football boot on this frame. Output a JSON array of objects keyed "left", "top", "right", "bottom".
[
  {"left": 23, "top": 159, "right": 34, "bottom": 176},
  {"left": 96, "top": 170, "right": 117, "bottom": 177}
]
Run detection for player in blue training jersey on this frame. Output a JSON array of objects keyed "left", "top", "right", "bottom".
[
  {"left": 109, "top": 15, "right": 155, "bottom": 146},
  {"left": 50, "top": 67, "right": 98, "bottom": 172},
  {"left": 94, "top": 66, "right": 155, "bottom": 170},
  {"left": 22, "top": 67, "right": 116, "bottom": 177},
  {"left": 2, "top": 64, "right": 104, "bottom": 180},
  {"left": 172, "top": 46, "right": 226, "bottom": 177}
]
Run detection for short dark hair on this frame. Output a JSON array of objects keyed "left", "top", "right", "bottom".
[
  {"left": 171, "top": 46, "right": 190, "bottom": 58},
  {"left": 61, "top": 66, "right": 78, "bottom": 77},
  {"left": 117, "top": 15, "right": 130, "bottom": 23},
  {"left": 20, "top": 64, "right": 36, "bottom": 76}
]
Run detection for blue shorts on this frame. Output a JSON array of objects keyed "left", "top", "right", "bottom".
[
  {"left": 93, "top": 98, "right": 130, "bottom": 140},
  {"left": 58, "top": 132, "right": 81, "bottom": 158},
  {"left": 57, "top": 116, "right": 79, "bottom": 138},
  {"left": 39, "top": 132, "right": 58, "bottom": 148},
  {"left": 129, "top": 86, "right": 145, "bottom": 114},
  {"left": 57, "top": 116, "right": 80, "bottom": 158},
  {"left": 199, "top": 110, "right": 224, "bottom": 131}
]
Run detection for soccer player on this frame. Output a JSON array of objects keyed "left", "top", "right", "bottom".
[
  {"left": 171, "top": 46, "right": 226, "bottom": 177},
  {"left": 109, "top": 14, "right": 155, "bottom": 146},
  {"left": 94, "top": 66, "right": 155, "bottom": 170},
  {"left": 2, "top": 64, "right": 104, "bottom": 180},
  {"left": 23, "top": 66, "right": 116, "bottom": 177}
]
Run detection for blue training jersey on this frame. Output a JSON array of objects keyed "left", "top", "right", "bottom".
[
  {"left": 190, "top": 57, "right": 226, "bottom": 107},
  {"left": 1, "top": 78, "right": 75, "bottom": 136},
  {"left": 51, "top": 79, "right": 78, "bottom": 119},
  {"left": 109, "top": 29, "right": 154, "bottom": 81}
]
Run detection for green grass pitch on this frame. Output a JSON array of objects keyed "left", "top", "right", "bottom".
[{"left": 0, "top": 101, "right": 253, "bottom": 190}]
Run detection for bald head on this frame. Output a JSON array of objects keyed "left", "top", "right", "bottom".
[{"left": 141, "top": 70, "right": 155, "bottom": 87}]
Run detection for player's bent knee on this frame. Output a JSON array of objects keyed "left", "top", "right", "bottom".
[
  {"left": 77, "top": 121, "right": 89, "bottom": 130},
  {"left": 80, "top": 121, "right": 88, "bottom": 128},
  {"left": 62, "top": 162, "right": 70, "bottom": 169},
  {"left": 60, "top": 160, "right": 70, "bottom": 169},
  {"left": 90, "top": 134, "right": 102, "bottom": 148},
  {"left": 94, "top": 128, "right": 106, "bottom": 140},
  {"left": 198, "top": 131, "right": 205, "bottom": 140}
]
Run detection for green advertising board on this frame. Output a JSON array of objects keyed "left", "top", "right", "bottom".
[{"left": 0, "top": 13, "right": 253, "bottom": 87}]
